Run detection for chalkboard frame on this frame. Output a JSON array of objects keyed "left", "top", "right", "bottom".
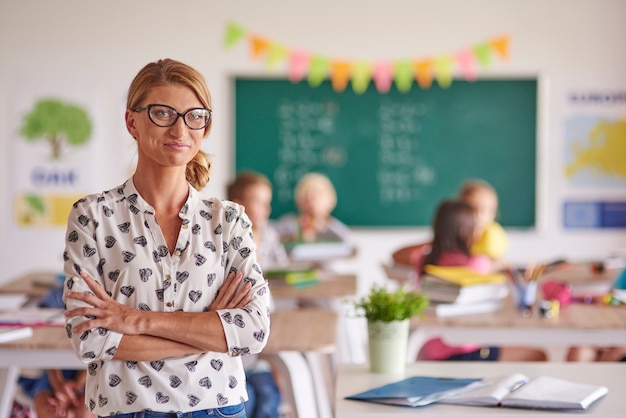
[{"left": 232, "top": 76, "right": 539, "bottom": 228}]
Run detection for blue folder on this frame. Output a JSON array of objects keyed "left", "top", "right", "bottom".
[{"left": 345, "top": 375, "right": 481, "bottom": 407}]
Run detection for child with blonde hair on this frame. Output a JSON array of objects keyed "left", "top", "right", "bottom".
[
  {"left": 275, "top": 172, "right": 351, "bottom": 244},
  {"left": 458, "top": 179, "right": 509, "bottom": 263}
]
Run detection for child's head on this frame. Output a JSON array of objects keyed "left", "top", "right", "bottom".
[
  {"left": 227, "top": 171, "right": 273, "bottom": 229},
  {"left": 294, "top": 173, "right": 337, "bottom": 219},
  {"left": 458, "top": 179, "right": 498, "bottom": 232},
  {"left": 425, "top": 199, "right": 477, "bottom": 266}
]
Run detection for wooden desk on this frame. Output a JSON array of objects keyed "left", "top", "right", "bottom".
[
  {"left": 0, "top": 309, "right": 338, "bottom": 418},
  {"left": 408, "top": 296, "right": 626, "bottom": 361},
  {"left": 336, "top": 362, "right": 626, "bottom": 417},
  {"left": 0, "top": 271, "right": 59, "bottom": 299},
  {"left": 269, "top": 272, "right": 357, "bottom": 300}
]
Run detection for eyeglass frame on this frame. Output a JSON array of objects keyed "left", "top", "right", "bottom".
[{"left": 132, "top": 104, "right": 212, "bottom": 130}]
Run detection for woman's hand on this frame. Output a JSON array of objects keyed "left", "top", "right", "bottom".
[
  {"left": 65, "top": 272, "right": 141, "bottom": 335},
  {"left": 209, "top": 271, "right": 252, "bottom": 310}
]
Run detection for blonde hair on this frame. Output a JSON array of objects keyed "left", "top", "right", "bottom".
[
  {"left": 294, "top": 172, "right": 337, "bottom": 209},
  {"left": 127, "top": 58, "right": 212, "bottom": 190},
  {"left": 458, "top": 179, "right": 497, "bottom": 202},
  {"left": 227, "top": 171, "right": 272, "bottom": 201}
]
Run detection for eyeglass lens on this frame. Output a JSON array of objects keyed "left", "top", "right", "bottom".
[{"left": 147, "top": 104, "right": 211, "bottom": 129}]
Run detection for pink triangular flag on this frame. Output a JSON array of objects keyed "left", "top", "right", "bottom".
[
  {"left": 456, "top": 49, "right": 477, "bottom": 82},
  {"left": 288, "top": 50, "right": 310, "bottom": 83},
  {"left": 373, "top": 61, "right": 393, "bottom": 93}
]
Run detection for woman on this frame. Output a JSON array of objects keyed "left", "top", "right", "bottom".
[{"left": 63, "top": 58, "right": 270, "bottom": 417}]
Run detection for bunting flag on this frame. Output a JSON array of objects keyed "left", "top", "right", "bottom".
[{"left": 224, "top": 22, "right": 510, "bottom": 94}]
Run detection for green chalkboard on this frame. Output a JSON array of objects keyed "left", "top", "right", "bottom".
[{"left": 234, "top": 78, "right": 536, "bottom": 227}]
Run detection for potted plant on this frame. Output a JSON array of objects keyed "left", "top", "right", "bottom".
[{"left": 349, "top": 284, "right": 429, "bottom": 374}]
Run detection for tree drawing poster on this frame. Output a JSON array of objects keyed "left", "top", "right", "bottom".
[{"left": 9, "top": 75, "right": 105, "bottom": 228}]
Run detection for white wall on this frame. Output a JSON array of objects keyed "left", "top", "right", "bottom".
[{"left": 1, "top": 0, "right": 625, "bottom": 291}]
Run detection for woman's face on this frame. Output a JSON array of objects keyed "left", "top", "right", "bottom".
[{"left": 126, "top": 84, "right": 205, "bottom": 171}]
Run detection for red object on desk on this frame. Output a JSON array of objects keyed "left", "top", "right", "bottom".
[{"left": 541, "top": 280, "right": 572, "bottom": 306}]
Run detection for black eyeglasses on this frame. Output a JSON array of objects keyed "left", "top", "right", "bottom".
[{"left": 133, "top": 104, "right": 212, "bottom": 130}]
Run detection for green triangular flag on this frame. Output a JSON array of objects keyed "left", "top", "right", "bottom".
[{"left": 224, "top": 22, "right": 246, "bottom": 48}]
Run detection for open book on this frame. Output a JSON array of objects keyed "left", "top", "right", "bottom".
[{"left": 439, "top": 373, "right": 609, "bottom": 410}]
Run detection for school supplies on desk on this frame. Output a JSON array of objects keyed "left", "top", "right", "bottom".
[
  {"left": 264, "top": 265, "right": 320, "bottom": 288},
  {"left": 283, "top": 240, "right": 354, "bottom": 262},
  {"left": 0, "top": 293, "right": 29, "bottom": 311},
  {"left": 439, "top": 373, "right": 608, "bottom": 410},
  {"left": 345, "top": 375, "right": 481, "bottom": 407},
  {"left": 419, "top": 278, "right": 508, "bottom": 304},
  {"left": 0, "top": 326, "right": 33, "bottom": 343},
  {"left": 425, "top": 299, "right": 503, "bottom": 317},
  {"left": 0, "top": 307, "right": 65, "bottom": 327},
  {"left": 422, "top": 265, "right": 505, "bottom": 286}
]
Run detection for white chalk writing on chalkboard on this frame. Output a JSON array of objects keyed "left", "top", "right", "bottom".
[{"left": 377, "top": 100, "right": 434, "bottom": 204}]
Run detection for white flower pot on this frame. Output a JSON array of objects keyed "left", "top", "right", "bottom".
[{"left": 367, "top": 318, "right": 409, "bottom": 374}]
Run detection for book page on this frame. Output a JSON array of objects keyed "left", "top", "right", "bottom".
[
  {"left": 439, "top": 373, "right": 528, "bottom": 406},
  {"left": 501, "top": 376, "right": 609, "bottom": 410}
]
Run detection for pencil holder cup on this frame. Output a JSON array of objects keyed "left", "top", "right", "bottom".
[{"left": 515, "top": 280, "right": 538, "bottom": 311}]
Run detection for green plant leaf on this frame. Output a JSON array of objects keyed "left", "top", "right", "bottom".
[{"left": 348, "top": 284, "right": 429, "bottom": 322}]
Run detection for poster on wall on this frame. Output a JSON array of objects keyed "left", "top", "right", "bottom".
[
  {"left": 9, "top": 75, "right": 105, "bottom": 229},
  {"left": 553, "top": 75, "right": 626, "bottom": 229}
]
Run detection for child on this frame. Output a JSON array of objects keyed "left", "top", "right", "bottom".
[
  {"left": 17, "top": 282, "right": 95, "bottom": 418},
  {"left": 226, "top": 171, "right": 285, "bottom": 418},
  {"left": 413, "top": 199, "right": 547, "bottom": 361},
  {"left": 392, "top": 178, "right": 507, "bottom": 272},
  {"left": 227, "top": 171, "right": 289, "bottom": 268},
  {"left": 274, "top": 172, "right": 351, "bottom": 245},
  {"left": 458, "top": 179, "right": 509, "bottom": 265}
]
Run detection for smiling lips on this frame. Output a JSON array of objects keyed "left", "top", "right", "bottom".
[{"left": 165, "top": 142, "right": 190, "bottom": 151}]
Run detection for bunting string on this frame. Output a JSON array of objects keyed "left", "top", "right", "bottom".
[{"left": 224, "top": 22, "right": 510, "bottom": 94}]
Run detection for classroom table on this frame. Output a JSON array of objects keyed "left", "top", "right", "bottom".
[
  {"left": 0, "top": 308, "right": 338, "bottom": 418},
  {"left": 335, "top": 362, "right": 626, "bottom": 417},
  {"left": 269, "top": 271, "right": 357, "bottom": 300},
  {"left": 0, "top": 271, "right": 60, "bottom": 299},
  {"left": 407, "top": 292, "right": 626, "bottom": 361}
]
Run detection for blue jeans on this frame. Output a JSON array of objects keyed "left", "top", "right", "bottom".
[
  {"left": 245, "top": 371, "right": 281, "bottom": 418},
  {"left": 98, "top": 404, "right": 246, "bottom": 418}
]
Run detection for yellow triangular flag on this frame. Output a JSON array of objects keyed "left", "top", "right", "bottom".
[
  {"left": 351, "top": 61, "right": 372, "bottom": 94},
  {"left": 266, "top": 42, "right": 289, "bottom": 68}
]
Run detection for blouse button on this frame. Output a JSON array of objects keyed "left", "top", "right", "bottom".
[
  {"left": 174, "top": 250, "right": 181, "bottom": 257},
  {"left": 182, "top": 224, "right": 189, "bottom": 229},
  {"left": 166, "top": 302, "right": 173, "bottom": 308},
  {"left": 165, "top": 274, "right": 171, "bottom": 281}
]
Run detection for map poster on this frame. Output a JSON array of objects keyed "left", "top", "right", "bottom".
[{"left": 553, "top": 75, "right": 626, "bottom": 229}]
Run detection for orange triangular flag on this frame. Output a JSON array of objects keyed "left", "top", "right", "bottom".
[
  {"left": 249, "top": 35, "right": 270, "bottom": 60},
  {"left": 330, "top": 61, "right": 352, "bottom": 92},
  {"left": 412, "top": 60, "right": 433, "bottom": 89},
  {"left": 490, "top": 35, "right": 510, "bottom": 60}
]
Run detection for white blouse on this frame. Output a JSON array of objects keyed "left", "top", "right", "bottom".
[{"left": 62, "top": 178, "right": 271, "bottom": 415}]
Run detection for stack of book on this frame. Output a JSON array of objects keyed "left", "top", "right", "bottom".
[
  {"left": 420, "top": 265, "right": 508, "bottom": 317},
  {"left": 264, "top": 264, "right": 320, "bottom": 288}
]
